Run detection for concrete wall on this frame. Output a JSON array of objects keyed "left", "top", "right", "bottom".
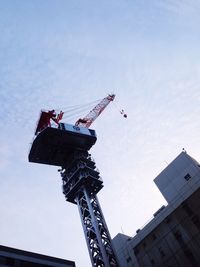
[
  {"left": 154, "top": 152, "right": 200, "bottom": 204},
  {"left": 112, "top": 152, "right": 200, "bottom": 267}
]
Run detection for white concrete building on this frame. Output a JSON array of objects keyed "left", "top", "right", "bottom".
[{"left": 112, "top": 152, "right": 200, "bottom": 267}]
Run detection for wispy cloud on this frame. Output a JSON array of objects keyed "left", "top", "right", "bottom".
[{"left": 0, "top": 1, "right": 200, "bottom": 266}]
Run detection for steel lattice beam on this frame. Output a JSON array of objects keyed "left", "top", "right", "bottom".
[{"left": 61, "top": 152, "right": 119, "bottom": 267}]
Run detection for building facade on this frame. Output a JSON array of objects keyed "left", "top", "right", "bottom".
[
  {"left": 112, "top": 152, "right": 200, "bottom": 267},
  {"left": 0, "top": 245, "right": 76, "bottom": 267}
]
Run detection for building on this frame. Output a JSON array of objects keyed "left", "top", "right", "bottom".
[
  {"left": 0, "top": 245, "right": 76, "bottom": 267},
  {"left": 112, "top": 151, "right": 200, "bottom": 267}
]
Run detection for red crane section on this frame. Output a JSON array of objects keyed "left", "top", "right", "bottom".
[
  {"left": 75, "top": 94, "right": 115, "bottom": 128},
  {"left": 35, "top": 110, "right": 64, "bottom": 135}
]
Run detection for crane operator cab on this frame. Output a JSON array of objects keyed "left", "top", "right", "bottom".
[{"left": 28, "top": 111, "right": 97, "bottom": 167}]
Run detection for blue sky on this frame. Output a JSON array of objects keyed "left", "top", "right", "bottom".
[{"left": 0, "top": 1, "right": 200, "bottom": 266}]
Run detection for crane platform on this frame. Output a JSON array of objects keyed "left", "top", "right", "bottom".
[{"left": 28, "top": 123, "right": 97, "bottom": 167}]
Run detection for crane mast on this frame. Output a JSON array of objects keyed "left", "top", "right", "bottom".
[{"left": 29, "top": 95, "right": 119, "bottom": 267}]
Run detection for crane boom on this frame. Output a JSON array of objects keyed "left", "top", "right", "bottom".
[{"left": 75, "top": 94, "right": 115, "bottom": 128}]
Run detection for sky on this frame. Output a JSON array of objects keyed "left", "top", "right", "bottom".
[{"left": 0, "top": 0, "right": 200, "bottom": 266}]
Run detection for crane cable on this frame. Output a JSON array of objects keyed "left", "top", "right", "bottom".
[
  {"left": 48, "top": 101, "right": 95, "bottom": 125},
  {"left": 51, "top": 96, "right": 127, "bottom": 125},
  {"left": 54, "top": 98, "right": 102, "bottom": 120},
  {"left": 55, "top": 98, "right": 101, "bottom": 113}
]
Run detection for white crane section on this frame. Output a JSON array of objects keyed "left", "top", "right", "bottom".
[{"left": 75, "top": 94, "right": 115, "bottom": 128}]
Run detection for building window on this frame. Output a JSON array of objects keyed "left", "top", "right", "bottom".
[
  {"left": 192, "top": 214, "right": 200, "bottom": 229},
  {"left": 173, "top": 230, "right": 185, "bottom": 246},
  {"left": 181, "top": 202, "right": 193, "bottom": 216},
  {"left": 184, "top": 248, "right": 198, "bottom": 266},
  {"left": 150, "top": 259, "right": 155, "bottom": 265},
  {"left": 0, "top": 256, "right": 5, "bottom": 264},
  {"left": 126, "top": 256, "right": 131, "bottom": 263},
  {"left": 5, "top": 257, "right": 15, "bottom": 266},
  {"left": 165, "top": 216, "right": 171, "bottom": 224},
  {"left": 174, "top": 230, "right": 182, "bottom": 241},
  {"left": 152, "top": 233, "right": 157, "bottom": 240},
  {"left": 158, "top": 247, "right": 165, "bottom": 258},
  {"left": 134, "top": 247, "right": 139, "bottom": 255},
  {"left": 184, "top": 173, "right": 191, "bottom": 181}
]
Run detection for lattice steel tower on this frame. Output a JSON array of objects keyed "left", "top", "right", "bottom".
[{"left": 29, "top": 95, "right": 119, "bottom": 267}]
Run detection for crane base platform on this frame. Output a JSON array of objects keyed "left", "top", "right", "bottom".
[{"left": 28, "top": 123, "right": 97, "bottom": 167}]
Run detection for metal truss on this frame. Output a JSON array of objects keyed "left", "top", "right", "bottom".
[
  {"left": 76, "top": 188, "right": 118, "bottom": 267},
  {"left": 60, "top": 152, "right": 119, "bottom": 267}
]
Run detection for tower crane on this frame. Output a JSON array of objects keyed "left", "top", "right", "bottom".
[{"left": 29, "top": 94, "right": 120, "bottom": 267}]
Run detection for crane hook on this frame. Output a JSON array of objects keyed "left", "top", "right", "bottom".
[{"left": 120, "top": 109, "right": 127, "bottom": 118}]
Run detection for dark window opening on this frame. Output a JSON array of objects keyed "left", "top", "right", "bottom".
[
  {"left": 182, "top": 202, "right": 193, "bottom": 216},
  {"left": 184, "top": 173, "right": 191, "bottom": 181},
  {"left": 152, "top": 233, "right": 157, "bottom": 240},
  {"left": 184, "top": 248, "right": 198, "bottom": 266},
  {"left": 174, "top": 230, "right": 182, "bottom": 240},
  {"left": 158, "top": 247, "right": 166, "bottom": 257},
  {"left": 126, "top": 256, "right": 131, "bottom": 263},
  {"left": 192, "top": 215, "right": 200, "bottom": 229},
  {"left": 165, "top": 217, "right": 171, "bottom": 224},
  {"left": 134, "top": 247, "right": 139, "bottom": 255},
  {"left": 0, "top": 256, "right": 5, "bottom": 264},
  {"left": 5, "top": 257, "right": 15, "bottom": 266},
  {"left": 150, "top": 259, "right": 155, "bottom": 265},
  {"left": 174, "top": 230, "right": 186, "bottom": 246}
]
